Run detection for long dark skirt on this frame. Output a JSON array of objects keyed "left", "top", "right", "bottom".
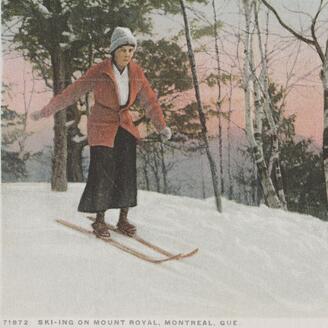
[{"left": 78, "top": 127, "right": 137, "bottom": 213}]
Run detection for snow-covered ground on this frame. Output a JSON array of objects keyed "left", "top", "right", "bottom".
[{"left": 1, "top": 183, "right": 328, "bottom": 324}]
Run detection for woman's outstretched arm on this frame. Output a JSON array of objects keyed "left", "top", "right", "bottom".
[{"left": 30, "top": 63, "right": 100, "bottom": 121}]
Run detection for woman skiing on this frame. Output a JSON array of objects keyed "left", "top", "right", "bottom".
[{"left": 31, "top": 27, "right": 172, "bottom": 239}]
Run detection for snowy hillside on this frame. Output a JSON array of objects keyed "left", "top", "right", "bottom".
[{"left": 2, "top": 183, "right": 328, "bottom": 321}]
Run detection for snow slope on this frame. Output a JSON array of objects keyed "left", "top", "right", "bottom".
[{"left": 1, "top": 183, "right": 328, "bottom": 320}]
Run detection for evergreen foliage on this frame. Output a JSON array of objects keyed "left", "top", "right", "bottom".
[
  {"left": 281, "top": 139, "right": 326, "bottom": 220},
  {"left": 2, "top": 0, "right": 208, "bottom": 185},
  {"left": 262, "top": 82, "right": 326, "bottom": 219},
  {"left": 1, "top": 98, "right": 30, "bottom": 181}
]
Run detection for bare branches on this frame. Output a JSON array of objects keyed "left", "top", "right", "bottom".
[
  {"left": 311, "top": 0, "right": 326, "bottom": 62},
  {"left": 261, "top": 0, "right": 327, "bottom": 64},
  {"left": 26, "top": 69, "right": 36, "bottom": 115},
  {"left": 281, "top": 6, "right": 312, "bottom": 21},
  {"left": 261, "top": 0, "right": 316, "bottom": 45},
  {"left": 2, "top": 18, "right": 24, "bottom": 37},
  {"left": 32, "top": 55, "right": 53, "bottom": 89}
]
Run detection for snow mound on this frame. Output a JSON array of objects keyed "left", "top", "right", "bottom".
[{"left": 2, "top": 183, "right": 328, "bottom": 318}]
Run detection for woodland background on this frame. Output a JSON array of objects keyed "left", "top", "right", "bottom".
[{"left": 2, "top": 0, "right": 328, "bottom": 220}]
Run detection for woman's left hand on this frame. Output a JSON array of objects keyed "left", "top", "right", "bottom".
[{"left": 160, "top": 127, "right": 172, "bottom": 141}]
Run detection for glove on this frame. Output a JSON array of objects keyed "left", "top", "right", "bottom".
[
  {"left": 160, "top": 126, "right": 172, "bottom": 141},
  {"left": 30, "top": 110, "right": 43, "bottom": 121}
]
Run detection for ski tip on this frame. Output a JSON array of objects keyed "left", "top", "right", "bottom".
[
  {"left": 180, "top": 248, "right": 199, "bottom": 259},
  {"left": 157, "top": 253, "right": 183, "bottom": 263}
]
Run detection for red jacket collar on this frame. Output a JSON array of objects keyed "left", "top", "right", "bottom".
[
  {"left": 102, "top": 58, "right": 138, "bottom": 80},
  {"left": 101, "top": 58, "right": 139, "bottom": 110}
]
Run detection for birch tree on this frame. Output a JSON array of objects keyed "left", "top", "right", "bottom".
[
  {"left": 253, "top": 2, "right": 287, "bottom": 208},
  {"left": 180, "top": 0, "right": 222, "bottom": 212},
  {"left": 260, "top": 0, "right": 328, "bottom": 208},
  {"left": 242, "top": 0, "right": 282, "bottom": 208}
]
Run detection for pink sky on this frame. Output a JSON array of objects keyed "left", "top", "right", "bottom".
[
  {"left": 2, "top": 0, "right": 326, "bottom": 152},
  {"left": 2, "top": 44, "right": 324, "bottom": 149}
]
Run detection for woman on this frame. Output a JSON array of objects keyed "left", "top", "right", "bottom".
[{"left": 31, "top": 27, "right": 172, "bottom": 239}]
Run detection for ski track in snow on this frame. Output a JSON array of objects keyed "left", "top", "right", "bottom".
[{"left": 1, "top": 183, "right": 328, "bottom": 318}]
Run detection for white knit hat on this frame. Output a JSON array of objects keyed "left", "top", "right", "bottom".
[{"left": 109, "top": 27, "right": 137, "bottom": 54}]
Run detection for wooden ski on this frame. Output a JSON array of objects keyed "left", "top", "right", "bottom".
[
  {"left": 56, "top": 219, "right": 182, "bottom": 264},
  {"left": 86, "top": 216, "right": 199, "bottom": 259}
]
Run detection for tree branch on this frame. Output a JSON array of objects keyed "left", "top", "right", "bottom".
[
  {"left": 261, "top": 0, "right": 316, "bottom": 45},
  {"left": 311, "top": 0, "right": 325, "bottom": 63},
  {"left": 33, "top": 56, "right": 53, "bottom": 89}
]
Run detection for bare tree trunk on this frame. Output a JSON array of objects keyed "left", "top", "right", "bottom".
[
  {"left": 50, "top": 49, "right": 67, "bottom": 191},
  {"left": 201, "top": 173, "right": 206, "bottom": 199},
  {"left": 253, "top": 2, "right": 287, "bottom": 209},
  {"left": 138, "top": 148, "right": 151, "bottom": 191},
  {"left": 180, "top": 0, "right": 222, "bottom": 212},
  {"left": 252, "top": 164, "right": 260, "bottom": 206},
  {"left": 159, "top": 143, "right": 168, "bottom": 194},
  {"left": 321, "top": 59, "right": 328, "bottom": 208},
  {"left": 200, "top": 152, "right": 207, "bottom": 199},
  {"left": 252, "top": 94, "right": 262, "bottom": 207},
  {"left": 242, "top": 0, "right": 281, "bottom": 208},
  {"left": 143, "top": 165, "right": 150, "bottom": 191},
  {"left": 138, "top": 146, "right": 155, "bottom": 192},
  {"left": 212, "top": 0, "right": 224, "bottom": 195},
  {"left": 227, "top": 74, "right": 234, "bottom": 200},
  {"left": 151, "top": 152, "right": 161, "bottom": 193},
  {"left": 218, "top": 111, "right": 224, "bottom": 194}
]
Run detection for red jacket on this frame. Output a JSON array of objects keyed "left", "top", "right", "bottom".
[{"left": 40, "top": 58, "right": 166, "bottom": 147}]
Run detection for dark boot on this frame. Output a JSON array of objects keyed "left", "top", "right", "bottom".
[
  {"left": 92, "top": 211, "right": 111, "bottom": 239},
  {"left": 117, "top": 208, "right": 136, "bottom": 237}
]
